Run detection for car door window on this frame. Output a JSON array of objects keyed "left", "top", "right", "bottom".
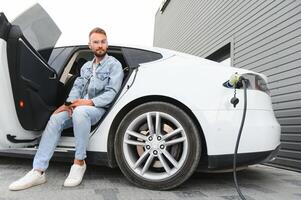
[{"left": 12, "top": 4, "right": 61, "bottom": 60}]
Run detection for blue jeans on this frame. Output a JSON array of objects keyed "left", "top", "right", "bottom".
[{"left": 33, "top": 106, "right": 105, "bottom": 171}]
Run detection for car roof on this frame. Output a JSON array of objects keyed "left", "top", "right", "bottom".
[{"left": 56, "top": 43, "right": 175, "bottom": 61}]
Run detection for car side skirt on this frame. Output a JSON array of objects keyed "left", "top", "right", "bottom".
[{"left": 0, "top": 149, "right": 111, "bottom": 167}]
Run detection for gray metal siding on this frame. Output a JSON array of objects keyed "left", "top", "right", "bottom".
[{"left": 154, "top": 0, "right": 301, "bottom": 171}]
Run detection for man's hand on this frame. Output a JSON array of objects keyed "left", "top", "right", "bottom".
[
  {"left": 53, "top": 104, "right": 73, "bottom": 116},
  {"left": 53, "top": 99, "right": 94, "bottom": 117},
  {"left": 71, "top": 99, "right": 94, "bottom": 107}
]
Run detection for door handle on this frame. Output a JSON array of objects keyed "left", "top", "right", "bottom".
[{"left": 49, "top": 73, "right": 57, "bottom": 80}]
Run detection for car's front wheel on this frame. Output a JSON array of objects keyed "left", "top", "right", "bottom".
[{"left": 114, "top": 101, "right": 201, "bottom": 190}]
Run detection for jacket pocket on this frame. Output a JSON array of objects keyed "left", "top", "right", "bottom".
[
  {"left": 97, "top": 72, "right": 110, "bottom": 81},
  {"left": 93, "top": 72, "right": 110, "bottom": 92}
]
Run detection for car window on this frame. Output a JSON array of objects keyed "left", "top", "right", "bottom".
[
  {"left": 122, "top": 48, "right": 163, "bottom": 67},
  {"left": 12, "top": 3, "right": 61, "bottom": 51},
  {"left": 46, "top": 47, "right": 76, "bottom": 75}
]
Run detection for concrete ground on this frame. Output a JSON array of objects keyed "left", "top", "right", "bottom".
[{"left": 0, "top": 156, "right": 300, "bottom": 200}]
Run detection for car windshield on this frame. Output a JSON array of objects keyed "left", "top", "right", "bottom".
[{"left": 12, "top": 3, "right": 61, "bottom": 51}]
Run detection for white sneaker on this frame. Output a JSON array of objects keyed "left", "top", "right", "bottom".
[
  {"left": 63, "top": 163, "right": 86, "bottom": 187},
  {"left": 9, "top": 169, "right": 46, "bottom": 191}
]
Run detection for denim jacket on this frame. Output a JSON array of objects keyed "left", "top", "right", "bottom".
[{"left": 66, "top": 54, "right": 124, "bottom": 108}]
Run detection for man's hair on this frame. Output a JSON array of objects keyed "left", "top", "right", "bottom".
[{"left": 89, "top": 27, "right": 107, "bottom": 37}]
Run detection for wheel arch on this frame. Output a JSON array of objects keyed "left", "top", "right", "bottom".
[{"left": 107, "top": 95, "right": 208, "bottom": 168}]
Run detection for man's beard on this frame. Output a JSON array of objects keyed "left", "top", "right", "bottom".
[{"left": 93, "top": 48, "right": 107, "bottom": 58}]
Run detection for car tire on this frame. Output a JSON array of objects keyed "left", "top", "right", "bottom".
[{"left": 114, "top": 101, "right": 201, "bottom": 190}]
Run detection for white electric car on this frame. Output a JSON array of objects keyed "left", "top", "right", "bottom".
[{"left": 0, "top": 4, "right": 280, "bottom": 190}]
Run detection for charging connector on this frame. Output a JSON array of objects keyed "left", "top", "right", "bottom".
[{"left": 229, "top": 73, "right": 244, "bottom": 108}]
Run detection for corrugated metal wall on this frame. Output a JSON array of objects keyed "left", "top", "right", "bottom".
[{"left": 154, "top": 0, "right": 301, "bottom": 172}]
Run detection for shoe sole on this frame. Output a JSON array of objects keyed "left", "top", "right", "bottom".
[
  {"left": 63, "top": 178, "right": 83, "bottom": 187},
  {"left": 9, "top": 179, "right": 46, "bottom": 191}
]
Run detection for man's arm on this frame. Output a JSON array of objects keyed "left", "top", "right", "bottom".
[
  {"left": 91, "top": 62, "right": 124, "bottom": 108},
  {"left": 66, "top": 63, "right": 88, "bottom": 103}
]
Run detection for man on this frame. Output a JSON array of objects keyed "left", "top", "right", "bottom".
[{"left": 9, "top": 27, "right": 124, "bottom": 190}]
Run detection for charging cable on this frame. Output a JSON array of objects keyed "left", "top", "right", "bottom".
[{"left": 232, "top": 77, "right": 248, "bottom": 200}]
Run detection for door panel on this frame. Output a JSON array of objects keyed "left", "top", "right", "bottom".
[
  {"left": 7, "top": 25, "right": 58, "bottom": 131},
  {"left": 4, "top": 4, "right": 62, "bottom": 131},
  {"left": 19, "top": 39, "right": 58, "bottom": 105}
]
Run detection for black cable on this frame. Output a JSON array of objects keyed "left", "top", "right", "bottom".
[{"left": 233, "top": 79, "right": 247, "bottom": 200}]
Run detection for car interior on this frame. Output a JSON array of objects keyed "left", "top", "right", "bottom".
[{"left": 56, "top": 48, "right": 129, "bottom": 105}]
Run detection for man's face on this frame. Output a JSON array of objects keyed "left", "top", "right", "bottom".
[{"left": 89, "top": 33, "right": 108, "bottom": 58}]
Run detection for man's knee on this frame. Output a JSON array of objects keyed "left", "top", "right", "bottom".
[
  {"left": 48, "top": 112, "right": 67, "bottom": 128},
  {"left": 72, "top": 107, "right": 89, "bottom": 121}
]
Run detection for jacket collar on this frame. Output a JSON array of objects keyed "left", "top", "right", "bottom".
[{"left": 89, "top": 54, "right": 109, "bottom": 69}]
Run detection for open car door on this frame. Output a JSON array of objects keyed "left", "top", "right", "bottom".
[{"left": 6, "top": 4, "right": 61, "bottom": 131}]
